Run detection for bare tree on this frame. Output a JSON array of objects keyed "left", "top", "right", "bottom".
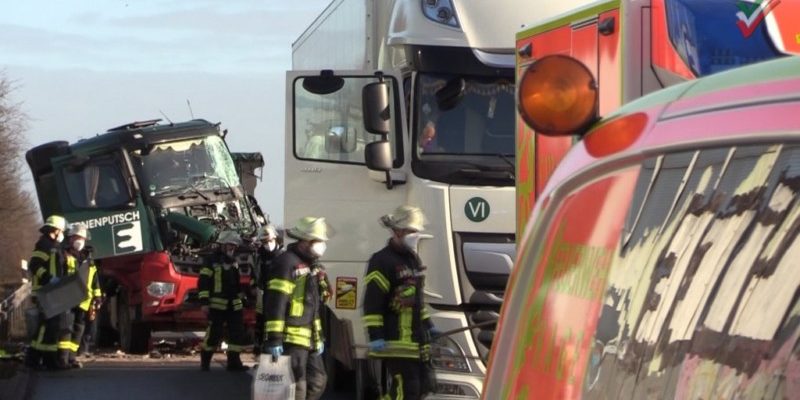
[{"left": 0, "top": 74, "right": 40, "bottom": 288}]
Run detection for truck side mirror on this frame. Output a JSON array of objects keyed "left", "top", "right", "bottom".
[
  {"left": 365, "top": 140, "right": 392, "bottom": 172},
  {"left": 362, "top": 82, "right": 391, "bottom": 135}
]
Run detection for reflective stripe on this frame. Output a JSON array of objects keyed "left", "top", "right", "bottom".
[
  {"left": 32, "top": 250, "right": 50, "bottom": 261},
  {"left": 213, "top": 266, "right": 222, "bottom": 294},
  {"left": 396, "top": 373, "right": 404, "bottom": 400},
  {"left": 79, "top": 265, "right": 99, "bottom": 311},
  {"left": 210, "top": 297, "right": 229, "bottom": 310},
  {"left": 265, "top": 320, "right": 285, "bottom": 333},
  {"left": 267, "top": 279, "right": 295, "bottom": 295},
  {"left": 199, "top": 267, "right": 213, "bottom": 276},
  {"left": 289, "top": 275, "right": 306, "bottom": 317},
  {"left": 285, "top": 326, "right": 312, "bottom": 346},
  {"left": 232, "top": 298, "right": 243, "bottom": 311},
  {"left": 58, "top": 341, "right": 74, "bottom": 350},
  {"left": 365, "top": 271, "right": 390, "bottom": 293},
  {"left": 65, "top": 256, "right": 77, "bottom": 275},
  {"left": 363, "top": 314, "right": 384, "bottom": 327},
  {"left": 198, "top": 290, "right": 210, "bottom": 299},
  {"left": 31, "top": 326, "right": 58, "bottom": 352},
  {"left": 35, "top": 269, "right": 47, "bottom": 278},
  {"left": 368, "top": 340, "right": 421, "bottom": 359},
  {"left": 49, "top": 249, "right": 58, "bottom": 279},
  {"left": 399, "top": 308, "right": 412, "bottom": 342},
  {"left": 227, "top": 344, "right": 244, "bottom": 352},
  {"left": 201, "top": 326, "right": 214, "bottom": 351},
  {"left": 422, "top": 308, "right": 430, "bottom": 320}
]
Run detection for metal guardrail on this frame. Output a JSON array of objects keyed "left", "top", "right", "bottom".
[{"left": 0, "top": 282, "right": 32, "bottom": 341}]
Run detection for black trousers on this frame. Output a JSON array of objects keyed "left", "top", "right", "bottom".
[
  {"left": 384, "top": 358, "right": 423, "bottom": 400},
  {"left": 253, "top": 312, "right": 265, "bottom": 354},
  {"left": 285, "top": 344, "right": 327, "bottom": 400},
  {"left": 202, "top": 308, "right": 246, "bottom": 353},
  {"left": 69, "top": 308, "right": 87, "bottom": 362}
]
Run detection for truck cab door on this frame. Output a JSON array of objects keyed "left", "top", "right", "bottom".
[{"left": 284, "top": 69, "right": 407, "bottom": 267}]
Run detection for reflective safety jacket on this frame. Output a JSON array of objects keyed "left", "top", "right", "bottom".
[
  {"left": 263, "top": 243, "right": 324, "bottom": 350},
  {"left": 198, "top": 254, "right": 246, "bottom": 311},
  {"left": 29, "top": 236, "right": 65, "bottom": 295},
  {"left": 252, "top": 247, "right": 284, "bottom": 315},
  {"left": 363, "top": 241, "right": 433, "bottom": 359}
]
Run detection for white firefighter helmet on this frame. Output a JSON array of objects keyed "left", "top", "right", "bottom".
[
  {"left": 43, "top": 215, "right": 67, "bottom": 231},
  {"left": 257, "top": 224, "right": 278, "bottom": 241},
  {"left": 379, "top": 205, "right": 426, "bottom": 232},
  {"left": 287, "top": 217, "right": 332, "bottom": 242},
  {"left": 217, "top": 230, "right": 242, "bottom": 246},
  {"left": 66, "top": 223, "right": 90, "bottom": 240}
]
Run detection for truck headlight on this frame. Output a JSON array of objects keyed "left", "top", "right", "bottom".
[
  {"left": 422, "top": 0, "right": 459, "bottom": 28},
  {"left": 431, "top": 335, "right": 470, "bottom": 373},
  {"left": 146, "top": 281, "right": 175, "bottom": 298}
]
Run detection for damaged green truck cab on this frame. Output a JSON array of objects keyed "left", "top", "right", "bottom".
[{"left": 27, "top": 119, "right": 261, "bottom": 353}]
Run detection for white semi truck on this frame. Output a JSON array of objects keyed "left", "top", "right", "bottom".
[{"left": 284, "top": 0, "right": 536, "bottom": 397}]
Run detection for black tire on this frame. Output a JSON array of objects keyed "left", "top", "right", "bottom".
[{"left": 117, "top": 293, "right": 151, "bottom": 354}]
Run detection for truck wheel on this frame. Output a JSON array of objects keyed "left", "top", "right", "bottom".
[{"left": 117, "top": 294, "right": 151, "bottom": 354}]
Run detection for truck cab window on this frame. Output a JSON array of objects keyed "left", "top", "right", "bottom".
[
  {"left": 62, "top": 155, "right": 130, "bottom": 209},
  {"left": 293, "top": 75, "right": 400, "bottom": 164}
]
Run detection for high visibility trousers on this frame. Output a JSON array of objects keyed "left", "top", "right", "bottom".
[
  {"left": 57, "top": 312, "right": 75, "bottom": 367},
  {"left": 285, "top": 344, "right": 327, "bottom": 400},
  {"left": 201, "top": 308, "right": 246, "bottom": 353},
  {"left": 31, "top": 314, "right": 63, "bottom": 368},
  {"left": 69, "top": 309, "right": 87, "bottom": 362},
  {"left": 384, "top": 358, "right": 423, "bottom": 400}
]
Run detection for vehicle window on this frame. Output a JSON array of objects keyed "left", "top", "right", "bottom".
[
  {"left": 293, "top": 75, "right": 401, "bottom": 164},
  {"left": 497, "top": 142, "right": 800, "bottom": 399},
  {"left": 62, "top": 154, "right": 131, "bottom": 209},
  {"left": 415, "top": 73, "right": 515, "bottom": 156}
]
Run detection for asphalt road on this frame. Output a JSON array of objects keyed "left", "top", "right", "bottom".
[{"left": 27, "top": 358, "right": 351, "bottom": 400}]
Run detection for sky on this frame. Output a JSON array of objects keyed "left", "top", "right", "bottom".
[{"left": 1, "top": 0, "right": 332, "bottom": 225}]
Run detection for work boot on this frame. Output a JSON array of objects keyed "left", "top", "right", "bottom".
[
  {"left": 200, "top": 351, "right": 213, "bottom": 371},
  {"left": 226, "top": 352, "right": 249, "bottom": 372}
]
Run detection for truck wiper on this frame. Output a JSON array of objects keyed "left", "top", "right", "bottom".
[{"left": 178, "top": 183, "right": 209, "bottom": 201}]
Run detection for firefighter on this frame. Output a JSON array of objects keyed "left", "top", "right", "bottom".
[
  {"left": 198, "top": 230, "right": 250, "bottom": 372},
  {"left": 26, "top": 215, "right": 68, "bottom": 370},
  {"left": 252, "top": 224, "right": 284, "bottom": 356},
  {"left": 63, "top": 223, "right": 102, "bottom": 368},
  {"left": 363, "top": 205, "right": 438, "bottom": 400},
  {"left": 263, "top": 217, "right": 331, "bottom": 400}
]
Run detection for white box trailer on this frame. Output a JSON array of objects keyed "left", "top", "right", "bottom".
[{"left": 285, "top": 1, "right": 541, "bottom": 398}]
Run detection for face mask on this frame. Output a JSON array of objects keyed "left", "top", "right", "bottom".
[
  {"left": 402, "top": 232, "right": 422, "bottom": 252},
  {"left": 72, "top": 239, "right": 86, "bottom": 252},
  {"left": 310, "top": 242, "right": 327, "bottom": 258},
  {"left": 266, "top": 240, "right": 277, "bottom": 252},
  {"left": 56, "top": 232, "right": 64, "bottom": 243}
]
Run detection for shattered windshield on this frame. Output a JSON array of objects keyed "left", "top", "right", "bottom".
[
  {"left": 415, "top": 73, "right": 515, "bottom": 157},
  {"left": 130, "top": 136, "right": 240, "bottom": 196}
]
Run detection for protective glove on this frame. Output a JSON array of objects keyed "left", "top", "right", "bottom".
[
  {"left": 49, "top": 276, "right": 60, "bottom": 285},
  {"left": 368, "top": 339, "right": 386, "bottom": 352},
  {"left": 267, "top": 345, "right": 283, "bottom": 362},
  {"left": 315, "top": 342, "right": 325, "bottom": 355}
]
